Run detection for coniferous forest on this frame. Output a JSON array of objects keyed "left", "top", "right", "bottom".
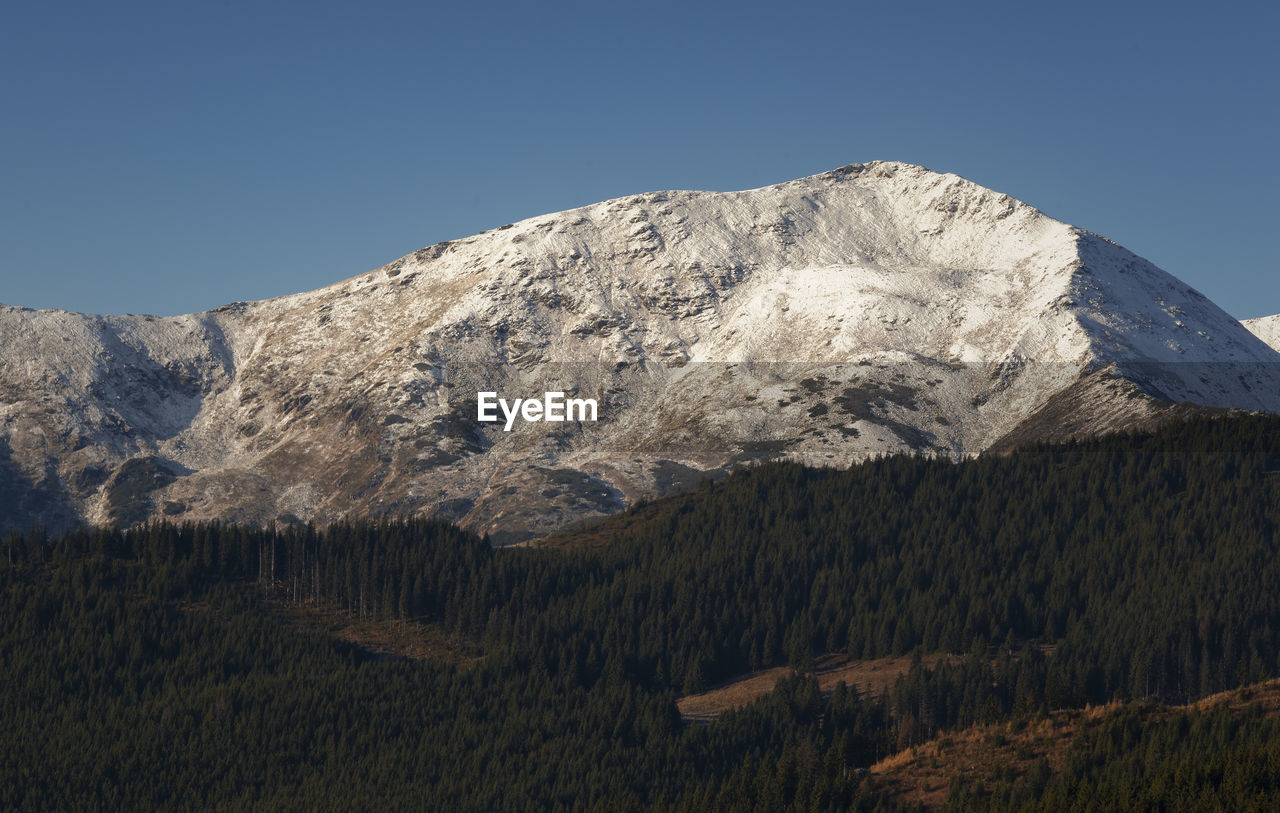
[{"left": 4, "top": 414, "right": 1280, "bottom": 809}]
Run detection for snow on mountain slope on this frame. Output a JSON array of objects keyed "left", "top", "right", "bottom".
[
  {"left": 1245, "top": 315, "right": 1280, "bottom": 352},
  {"left": 2, "top": 162, "right": 1277, "bottom": 540}
]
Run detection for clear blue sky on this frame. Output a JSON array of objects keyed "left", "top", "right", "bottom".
[{"left": 3, "top": 1, "right": 1276, "bottom": 319}]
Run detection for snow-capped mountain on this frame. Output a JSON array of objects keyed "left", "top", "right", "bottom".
[
  {"left": 1245, "top": 315, "right": 1280, "bottom": 352},
  {"left": 3, "top": 162, "right": 1278, "bottom": 541}
]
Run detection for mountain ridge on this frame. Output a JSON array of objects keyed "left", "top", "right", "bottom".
[{"left": 2, "top": 162, "right": 1277, "bottom": 538}]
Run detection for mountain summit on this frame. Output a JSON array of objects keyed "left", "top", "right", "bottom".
[{"left": 3, "top": 162, "right": 1278, "bottom": 539}]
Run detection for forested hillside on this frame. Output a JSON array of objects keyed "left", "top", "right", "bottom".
[{"left": 3, "top": 414, "right": 1280, "bottom": 809}]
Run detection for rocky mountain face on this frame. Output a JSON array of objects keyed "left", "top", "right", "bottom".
[{"left": 3, "top": 162, "right": 1278, "bottom": 542}]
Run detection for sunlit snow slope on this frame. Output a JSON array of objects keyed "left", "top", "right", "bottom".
[{"left": 1245, "top": 315, "right": 1280, "bottom": 352}]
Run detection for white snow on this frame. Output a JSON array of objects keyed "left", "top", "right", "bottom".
[
  {"left": 1244, "top": 314, "right": 1280, "bottom": 352},
  {"left": 2, "top": 161, "right": 1278, "bottom": 537}
]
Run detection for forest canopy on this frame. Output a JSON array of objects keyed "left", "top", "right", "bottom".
[{"left": 3, "top": 414, "right": 1280, "bottom": 809}]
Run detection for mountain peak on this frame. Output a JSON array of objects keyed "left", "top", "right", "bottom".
[{"left": 1, "top": 164, "right": 1277, "bottom": 539}]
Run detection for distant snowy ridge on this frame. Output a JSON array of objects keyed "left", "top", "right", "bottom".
[
  {"left": 1244, "top": 315, "right": 1280, "bottom": 352},
  {"left": 2, "top": 162, "right": 1278, "bottom": 540}
]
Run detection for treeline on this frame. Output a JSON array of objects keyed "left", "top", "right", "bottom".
[
  {"left": 2, "top": 413, "right": 1280, "bottom": 808},
  {"left": 9, "top": 516, "right": 492, "bottom": 621}
]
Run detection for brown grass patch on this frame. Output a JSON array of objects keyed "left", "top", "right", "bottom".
[
  {"left": 1193, "top": 677, "right": 1280, "bottom": 713},
  {"left": 867, "top": 677, "right": 1280, "bottom": 809},
  {"left": 868, "top": 710, "right": 1085, "bottom": 808},
  {"left": 677, "top": 652, "right": 950, "bottom": 722}
]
